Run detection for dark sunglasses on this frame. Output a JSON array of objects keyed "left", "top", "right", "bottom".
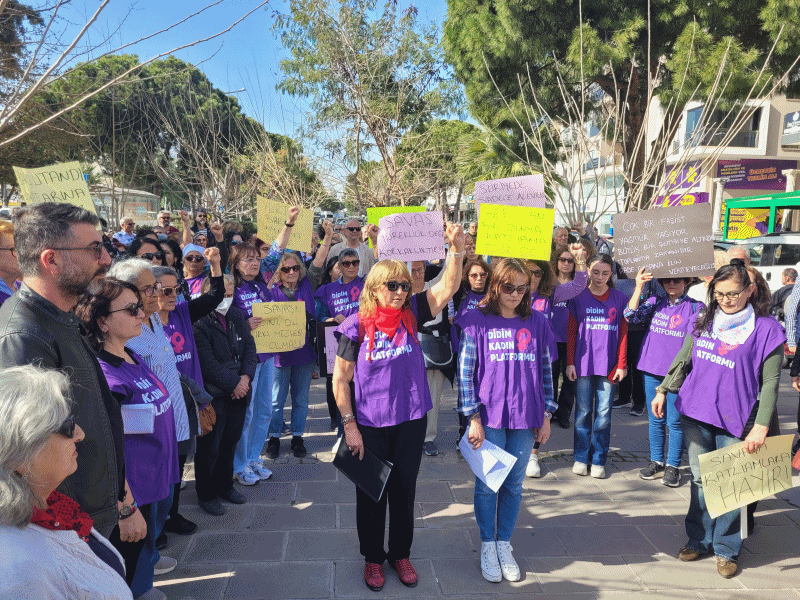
[
  {"left": 558, "top": 257, "right": 575, "bottom": 264},
  {"left": 340, "top": 259, "right": 360, "bottom": 268},
  {"left": 385, "top": 281, "right": 411, "bottom": 292},
  {"left": 500, "top": 283, "right": 530, "bottom": 295},
  {"left": 281, "top": 265, "right": 301, "bottom": 273},
  {"left": 345, "top": 227, "right": 361, "bottom": 232},
  {"left": 661, "top": 278, "right": 685, "bottom": 285},
  {"left": 56, "top": 414, "right": 77, "bottom": 438},
  {"left": 184, "top": 255, "right": 205, "bottom": 263},
  {"left": 140, "top": 251, "right": 165, "bottom": 261},
  {"left": 160, "top": 285, "right": 181, "bottom": 297},
  {"left": 109, "top": 302, "right": 144, "bottom": 317}
]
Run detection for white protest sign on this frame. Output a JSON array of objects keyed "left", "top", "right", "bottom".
[
  {"left": 377, "top": 210, "right": 445, "bottom": 262},
  {"left": 475, "top": 174, "right": 546, "bottom": 213}
]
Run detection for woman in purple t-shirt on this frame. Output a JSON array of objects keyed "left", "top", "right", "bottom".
[
  {"left": 182, "top": 244, "right": 208, "bottom": 299},
  {"left": 457, "top": 258, "right": 556, "bottom": 583},
  {"left": 653, "top": 260, "right": 785, "bottom": 579}
]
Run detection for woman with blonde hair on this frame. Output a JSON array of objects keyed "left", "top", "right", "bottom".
[{"left": 332, "top": 224, "right": 465, "bottom": 592}]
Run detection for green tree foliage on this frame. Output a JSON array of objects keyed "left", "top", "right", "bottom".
[{"left": 0, "top": 1, "right": 43, "bottom": 87}]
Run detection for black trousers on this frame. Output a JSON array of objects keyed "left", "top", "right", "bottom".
[
  {"left": 618, "top": 328, "right": 646, "bottom": 408},
  {"left": 552, "top": 342, "right": 576, "bottom": 422},
  {"left": 194, "top": 397, "right": 248, "bottom": 502},
  {"left": 109, "top": 510, "right": 148, "bottom": 587},
  {"left": 356, "top": 415, "right": 427, "bottom": 564},
  {"left": 167, "top": 453, "right": 188, "bottom": 521}
]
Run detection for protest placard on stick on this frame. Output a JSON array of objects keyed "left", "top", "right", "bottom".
[
  {"left": 377, "top": 210, "right": 444, "bottom": 262},
  {"left": 613, "top": 203, "right": 715, "bottom": 278},
  {"left": 250, "top": 301, "right": 306, "bottom": 354},
  {"left": 257, "top": 197, "right": 314, "bottom": 252},
  {"left": 13, "top": 161, "right": 98, "bottom": 216},
  {"left": 475, "top": 204, "right": 554, "bottom": 260},
  {"left": 316, "top": 322, "right": 339, "bottom": 378},
  {"left": 475, "top": 174, "right": 546, "bottom": 213},
  {"left": 366, "top": 206, "right": 426, "bottom": 247},
  {"left": 698, "top": 435, "right": 794, "bottom": 519}
]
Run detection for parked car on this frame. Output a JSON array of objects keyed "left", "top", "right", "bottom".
[{"left": 726, "top": 233, "right": 800, "bottom": 292}]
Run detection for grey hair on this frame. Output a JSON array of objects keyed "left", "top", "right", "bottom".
[
  {"left": 0, "top": 366, "right": 72, "bottom": 527},
  {"left": 338, "top": 248, "right": 359, "bottom": 263},
  {"left": 13, "top": 203, "right": 99, "bottom": 276},
  {"left": 108, "top": 257, "right": 154, "bottom": 284},
  {"left": 202, "top": 273, "right": 233, "bottom": 294},
  {"left": 152, "top": 266, "right": 180, "bottom": 280}
]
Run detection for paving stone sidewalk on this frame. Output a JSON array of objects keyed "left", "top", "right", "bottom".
[{"left": 153, "top": 374, "right": 800, "bottom": 600}]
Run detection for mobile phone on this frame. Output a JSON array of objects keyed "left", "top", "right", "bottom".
[{"left": 568, "top": 232, "right": 580, "bottom": 244}]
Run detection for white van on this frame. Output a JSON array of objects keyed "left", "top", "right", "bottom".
[{"left": 726, "top": 233, "right": 800, "bottom": 292}]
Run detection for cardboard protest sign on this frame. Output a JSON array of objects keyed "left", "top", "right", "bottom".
[
  {"left": 475, "top": 174, "right": 546, "bottom": 213},
  {"left": 316, "top": 322, "right": 339, "bottom": 378},
  {"left": 257, "top": 197, "right": 314, "bottom": 252},
  {"left": 475, "top": 204, "right": 554, "bottom": 260},
  {"left": 613, "top": 203, "right": 715, "bottom": 278},
  {"left": 250, "top": 301, "right": 306, "bottom": 354},
  {"left": 377, "top": 210, "right": 444, "bottom": 262},
  {"left": 13, "top": 161, "right": 98, "bottom": 216},
  {"left": 699, "top": 435, "right": 794, "bottom": 519},
  {"left": 366, "top": 206, "right": 426, "bottom": 248}
]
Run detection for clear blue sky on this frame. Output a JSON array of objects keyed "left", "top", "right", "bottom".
[{"left": 66, "top": 0, "right": 451, "bottom": 139}]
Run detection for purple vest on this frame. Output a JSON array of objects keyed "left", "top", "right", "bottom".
[
  {"left": 162, "top": 303, "right": 204, "bottom": 387},
  {"left": 451, "top": 289, "right": 486, "bottom": 353},
  {"left": 568, "top": 288, "right": 629, "bottom": 377},
  {"left": 185, "top": 273, "right": 207, "bottom": 299},
  {"left": 336, "top": 297, "right": 432, "bottom": 428},
  {"left": 637, "top": 296, "right": 703, "bottom": 377},
  {"left": 270, "top": 277, "right": 316, "bottom": 367},
  {"left": 315, "top": 276, "right": 365, "bottom": 319},
  {"left": 676, "top": 316, "right": 785, "bottom": 437},
  {"left": 98, "top": 351, "right": 179, "bottom": 505},
  {"left": 234, "top": 278, "right": 273, "bottom": 362},
  {"left": 458, "top": 310, "right": 555, "bottom": 429},
  {"left": 531, "top": 291, "right": 558, "bottom": 358}
]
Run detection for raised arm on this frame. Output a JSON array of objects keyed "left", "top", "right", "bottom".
[
  {"left": 312, "top": 221, "right": 334, "bottom": 270},
  {"left": 275, "top": 206, "right": 300, "bottom": 251},
  {"left": 179, "top": 211, "right": 193, "bottom": 248},
  {"left": 426, "top": 223, "right": 465, "bottom": 316}
]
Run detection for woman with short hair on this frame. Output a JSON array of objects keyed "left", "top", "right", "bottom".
[
  {"left": 182, "top": 244, "right": 208, "bottom": 299},
  {"left": 0, "top": 365, "right": 133, "bottom": 599}
]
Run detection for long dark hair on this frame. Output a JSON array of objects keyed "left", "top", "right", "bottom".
[
  {"left": 463, "top": 257, "right": 492, "bottom": 292},
  {"left": 75, "top": 278, "right": 142, "bottom": 351},
  {"left": 693, "top": 259, "right": 766, "bottom": 335},
  {"left": 480, "top": 258, "right": 532, "bottom": 319},
  {"left": 161, "top": 239, "right": 183, "bottom": 275},
  {"left": 528, "top": 259, "right": 555, "bottom": 297},
  {"left": 588, "top": 253, "right": 615, "bottom": 288},
  {"left": 550, "top": 244, "right": 575, "bottom": 280},
  {"left": 229, "top": 242, "right": 260, "bottom": 288}
]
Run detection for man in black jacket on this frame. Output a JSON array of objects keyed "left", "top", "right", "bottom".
[
  {"left": 193, "top": 275, "right": 258, "bottom": 515},
  {"left": 0, "top": 203, "right": 125, "bottom": 537}
]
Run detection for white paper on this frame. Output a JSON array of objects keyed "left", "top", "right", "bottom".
[
  {"left": 121, "top": 404, "right": 156, "bottom": 435},
  {"left": 458, "top": 425, "right": 518, "bottom": 493}
]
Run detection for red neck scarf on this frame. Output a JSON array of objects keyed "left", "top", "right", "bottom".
[
  {"left": 30, "top": 491, "right": 94, "bottom": 542},
  {"left": 361, "top": 305, "right": 418, "bottom": 361}
]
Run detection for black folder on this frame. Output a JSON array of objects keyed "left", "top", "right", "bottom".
[{"left": 333, "top": 438, "right": 393, "bottom": 503}]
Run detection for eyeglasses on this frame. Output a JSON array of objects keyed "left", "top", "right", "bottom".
[
  {"left": 140, "top": 282, "right": 162, "bottom": 297},
  {"left": 140, "top": 251, "right": 165, "bottom": 261},
  {"left": 0, "top": 246, "right": 15, "bottom": 256},
  {"left": 345, "top": 227, "right": 361, "bottom": 232},
  {"left": 159, "top": 216, "right": 170, "bottom": 222},
  {"left": 184, "top": 255, "right": 205, "bottom": 263},
  {"left": 109, "top": 301, "right": 144, "bottom": 317},
  {"left": 468, "top": 272, "right": 487, "bottom": 279},
  {"left": 713, "top": 287, "right": 747, "bottom": 302},
  {"left": 230, "top": 239, "right": 241, "bottom": 246},
  {"left": 530, "top": 269, "right": 543, "bottom": 278},
  {"left": 558, "top": 257, "right": 575, "bottom": 264},
  {"left": 281, "top": 265, "right": 301, "bottom": 273},
  {"left": 385, "top": 281, "right": 411, "bottom": 293},
  {"left": 160, "top": 285, "right": 181, "bottom": 297},
  {"left": 240, "top": 257, "right": 260, "bottom": 264},
  {"left": 51, "top": 242, "right": 106, "bottom": 260},
  {"left": 500, "top": 283, "right": 530, "bottom": 295},
  {"left": 56, "top": 414, "right": 77, "bottom": 439},
  {"left": 340, "top": 259, "right": 360, "bottom": 268}
]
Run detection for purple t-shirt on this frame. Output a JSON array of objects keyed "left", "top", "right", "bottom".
[
  {"left": 315, "top": 276, "right": 364, "bottom": 319},
  {"left": 637, "top": 296, "right": 703, "bottom": 377},
  {"left": 162, "top": 303, "right": 204, "bottom": 387},
  {"left": 567, "top": 287, "right": 629, "bottom": 377},
  {"left": 270, "top": 277, "right": 316, "bottom": 367},
  {"left": 235, "top": 278, "right": 273, "bottom": 362},
  {"left": 531, "top": 291, "right": 558, "bottom": 358},
  {"left": 676, "top": 316, "right": 785, "bottom": 437},
  {"left": 451, "top": 289, "right": 486, "bottom": 353},
  {"left": 335, "top": 297, "right": 432, "bottom": 428},
  {"left": 458, "top": 309, "right": 555, "bottom": 429},
  {"left": 98, "top": 351, "right": 179, "bottom": 506},
  {"left": 185, "top": 273, "right": 207, "bottom": 299},
  {"left": 550, "top": 272, "right": 589, "bottom": 345}
]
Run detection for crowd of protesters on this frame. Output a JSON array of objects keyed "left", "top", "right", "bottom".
[{"left": 0, "top": 204, "right": 794, "bottom": 598}]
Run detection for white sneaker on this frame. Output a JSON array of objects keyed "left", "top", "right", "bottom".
[
  {"left": 233, "top": 465, "right": 259, "bottom": 486},
  {"left": 249, "top": 460, "right": 273, "bottom": 480},
  {"left": 481, "top": 541, "right": 502, "bottom": 582},
  {"left": 496, "top": 541, "right": 521, "bottom": 581},
  {"left": 153, "top": 555, "right": 177, "bottom": 576},
  {"left": 525, "top": 454, "right": 541, "bottom": 478},
  {"left": 573, "top": 461, "right": 588, "bottom": 476},
  {"left": 590, "top": 464, "right": 606, "bottom": 479}
]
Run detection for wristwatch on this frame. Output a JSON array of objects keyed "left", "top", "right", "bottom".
[
  {"left": 544, "top": 410, "right": 553, "bottom": 420},
  {"left": 119, "top": 502, "right": 137, "bottom": 520}
]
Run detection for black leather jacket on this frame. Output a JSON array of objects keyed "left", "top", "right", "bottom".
[{"left": 0, "top": 284, "right": 123, "bottom": 536}]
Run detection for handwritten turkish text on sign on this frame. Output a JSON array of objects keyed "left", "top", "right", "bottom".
[
  {"left": 613, "top": 203, "right": 715, "bottom": 278},
  {"left": 316, "top": 322, "right": 339, "bottom": 378},
  {"left": 250, "top": 301, "right": 305, "bottom": 354},
  {"left": 475, "top": 174, "right": 546, "bottom": 213},
  {"left": 475, "top": 204, "right": 554, "bottom": 260},
  {"left": 366, "top": 206, "right": 426, "bottom": 248},
  {"left": 257, "top": 197, "right": 314, "bottom": 253},
  {"left": 699, "top": 435, "right": 793, "bottom": 519},
  {"left": 13, "top": 161, "right": 97, "bottom": 216},
  {"left": 377, "top": 210, "right": 444, "bottom": 263}
]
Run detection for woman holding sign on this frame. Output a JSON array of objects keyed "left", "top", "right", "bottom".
[
  {"left": 332, "top": 223, "right": 465, "bottom": 592},
  {"left": 653, "top": 259, "right": 784, "bottom": 578},
  {"left": 457, "top": 258, "right": 556, "bottom": 583}
]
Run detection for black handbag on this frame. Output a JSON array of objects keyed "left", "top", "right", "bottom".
[{"left": 418, "top": 331, "right": 453, "bottom": 369}]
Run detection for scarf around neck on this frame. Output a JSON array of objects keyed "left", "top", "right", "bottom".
[
  {"left": 712, "top": 303, "right": 755, "bottom": 345},
  {"left": 30, "top": 490, "right": 93, "bottom": 542},
  {"left": 361, "top": 305, "right": 418, "bottom": 361}
]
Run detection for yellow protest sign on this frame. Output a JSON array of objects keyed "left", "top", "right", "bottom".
[
  {"left": 13, "top": 161, "right": 98, "bottom": 216},
  {"left": 698, "top": 435, "right": 794, "bottom": 519},
  {"left": 366, "top": 206, "right": 426, "bottom": 247},
  {"left": 250, "top": 301, "right": 306, "bottom": 354},
  {"left": 475, "top": 204, "right": 555, "bottom": 260},
  {"left": 257, "top": 197, "right": 314, "bottom": 252}
]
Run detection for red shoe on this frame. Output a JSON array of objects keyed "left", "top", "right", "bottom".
[
  {"left": 364, "top": 562, "right": 385, "bottom": 591},
  {"left": 391, "top": 558, "right": 418, "bottom": 587}
]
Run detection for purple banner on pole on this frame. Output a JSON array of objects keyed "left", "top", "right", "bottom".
[
  {"left": 654, "top": 192, "right": 710, "bottom": 208},
  {"left": 663, "top": 161, "right": 702, "bottom": 192},
  {"left": 717, "top": 159, "right": 797, "bottom": 190}
]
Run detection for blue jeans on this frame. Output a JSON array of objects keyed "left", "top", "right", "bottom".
[
  {"left": 642, "top": 372, "right": 683, "bottom": 467},
  {"left": 574, "top": 375, "right": 614, "bottom": 466},
  {"left": 131, "top": 489, "right": 173, "bottom": 597},
  {"left": 474, "top": 426, "right": 535, "bottom": 542},
  {"left": 682, "top": 415, "right": 743, "bottom": 561},
  {"left": 268, "top": 360, "right": 315, "bottom": 438},
  {"left": 234, "top": 358, "right": 275, "bottom": 472}
]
